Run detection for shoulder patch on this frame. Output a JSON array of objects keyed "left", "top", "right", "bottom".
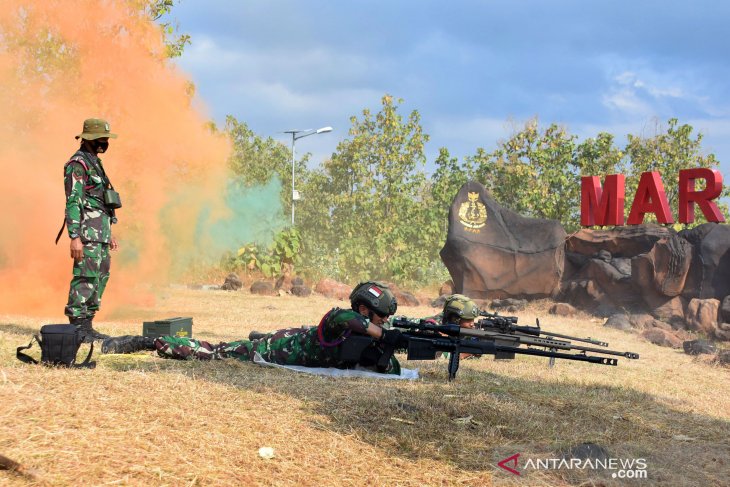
[{"left": 71, "top": 164, "right": 85, "bottom": 182}]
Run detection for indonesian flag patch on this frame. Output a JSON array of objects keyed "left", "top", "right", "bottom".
[{"left": 368, "top": 286, "right": 383, "bottom": 298}]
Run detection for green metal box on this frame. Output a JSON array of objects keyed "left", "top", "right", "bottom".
[{"left": 142, "top": 317, "right": 193, "bottom": 338}]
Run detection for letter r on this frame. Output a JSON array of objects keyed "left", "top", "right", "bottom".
[{"left": 679, "top": 168, "right": 725, "bottom": 223}]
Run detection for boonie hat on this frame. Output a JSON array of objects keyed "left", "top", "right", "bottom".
[{"left": 75, "top": 118, "right": 118, "bottom": 140}]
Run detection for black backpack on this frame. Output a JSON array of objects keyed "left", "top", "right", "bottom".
[{"left": 16, "top": 324, "right": 96, "bottom": 368}]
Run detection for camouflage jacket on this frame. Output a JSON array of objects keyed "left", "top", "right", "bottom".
[
  {"left": 268, "top": 308, "right": 401, "bottom": 373},
  {"left": 155, "top": 308, "right": 402, "bottom": 374},
  {"left": 64, "top": 150, "right": 112, "bottom": 243}
]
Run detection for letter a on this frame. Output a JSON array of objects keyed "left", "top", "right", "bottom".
[{"left": 627, "top": 171, "right": 674, "bottom": 224}]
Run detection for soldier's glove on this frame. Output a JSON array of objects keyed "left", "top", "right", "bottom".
[{"left": 380, "top": 328, "right": 408, "bottom": 349}]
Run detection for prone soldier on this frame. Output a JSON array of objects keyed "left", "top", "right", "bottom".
[{"left": 102, "top": 281, "right": 406, "bottom": 374}]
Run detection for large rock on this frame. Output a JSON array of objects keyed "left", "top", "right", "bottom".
[
  {"left": 379, "top": 281, "right": 420, "bottom": 307},
  {"left": 641, "top": 328, "right": 683, "bottom": 348},
  {"left": 250, "top": 280, "right": 275, "bottom": 296},
  {"left": 440, "top": 181, "right": 566, "bottom": 299},
  {"left": 562, "top": 279, "right": 607, "bottom": 313},
  {"left": 715, "top": 323, "right": 730, "bottom": 341},
  {"left": 566, "top": 225, "right": 672, "bottom": 259},
  {"left": 562, "top": 226, "right": 697, "bottom": 321},
  {"left": 549, "top": 303, "right": 577, "bottom": 317},
  {"left": 314, "top": 278, "right": 351, "bottom": 300},
  {"left": 715, "top": 350, "right": 730, "bottom": 365},
  {"left": 628, "top": 313, "right": 656, "bottom": 330},
  {"left": 679, "top": 223, "right": 730, "bottom": 300},
  {"left": 438, "top": 280, "right": 455, "bottom": 297},
  {"left": 685, "top": 298, "right": 720, "bottom": 336},
  {"left": 683, "top": 339, "right": 717, "bottom": 356},
  {"left": 490, "top": 298, "right": 527, "bottom": 312},
  {"left": 722, "top": 295, "right": 730, "bottom": 323},
  {"left": 396, "top": 291, "right": 420, "bottom": 307},
  {"left": 631, "top": 234, "right": 693, "bottom": 297},
  {"left": 220, "top": 273, "right": 243, "bottom": 291},
  {"left": 291, "top": 285, "right": 312, "bottom": 297},
  {"left": 604, "top": 314, "right": 632, "bottom": 331},
  {"left": 647, "top": 296, "right": 687, "bottom": 327}
]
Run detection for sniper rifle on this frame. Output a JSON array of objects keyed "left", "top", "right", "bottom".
[
  {"left": 477, "top": 310, "right": 609, "bottom": 347},
  {"left": 389, "top": 317, "right": 639, "bottom": 381}
]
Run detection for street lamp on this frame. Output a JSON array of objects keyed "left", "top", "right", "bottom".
[{"left": 283, "top": 126, "right": 333, "bottom": 225}]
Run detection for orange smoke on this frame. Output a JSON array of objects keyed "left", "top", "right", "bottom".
[{"left": 0, "top": 1, "right": 238, "bottom": 318}]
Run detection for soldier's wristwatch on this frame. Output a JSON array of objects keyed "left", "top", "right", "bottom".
[{"left": 69, "top": 233, "right": 80, "bottom": 239}]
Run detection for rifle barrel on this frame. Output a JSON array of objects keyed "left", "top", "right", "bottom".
[
  {"left": 461, "top": 328, "right": 638, "bottom": 359},
  {"left": 539, "top": 331, "right": 608, "bottom": 347},
  {"left": 477, "top": 319, "right": 608, "bottom": 346},
  {"left": 393, "top": 319, "right": 639, "bottom": 360}
]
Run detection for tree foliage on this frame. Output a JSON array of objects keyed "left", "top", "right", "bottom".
[
  {"left": 230, "top": 228, "right": 303, "bottom": 278},
  {"left": 472, "top": 120, "right": 579, "bottom": 225},
  {"left": 296, "top": 95, "right": 432, "bottom": 282},
  {"left": 429, "top": 118, "right": 728, "bottom": 233},
  {"left": 622, "top": 118, "right": 729, "bottom": 224},
  {"left": 221, "top": 99, "right": 726, "bottom": 285},
  {"left": 143, "top": 0, "right": 191, "bottom": 58}
]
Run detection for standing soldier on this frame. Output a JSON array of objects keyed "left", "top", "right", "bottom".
[{"left": 59, "top": 118, "right": 122, "bottom": 342}]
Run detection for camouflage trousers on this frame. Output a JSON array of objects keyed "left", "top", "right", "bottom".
[
  {"left": 154, "top": 327, "right": 402, "bottom": 374},
  {"left": 153, "top": 327, "right": 327, "bottom": 366},
  {"left": 64, "top": 241, "right": 111, "bottom": 319}
]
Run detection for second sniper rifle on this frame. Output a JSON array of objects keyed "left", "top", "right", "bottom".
[
  {"left": 477, "top": 310, "right": 609, "bottom": 347},
  {"left": 389, "top": 317, "right": 640, "bottom": 380}
]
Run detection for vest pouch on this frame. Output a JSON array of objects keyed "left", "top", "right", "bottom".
[
  {"left": 337, "top": 335, "right": 381, "bottom": 368},
  {"left": 103, "top": 189, "right": 122, "bottom": 209},
  {"left": 16, "top": 324, "right": 96, "bottom": 368}
]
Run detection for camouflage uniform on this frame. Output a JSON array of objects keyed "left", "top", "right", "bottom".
[
  {"left": 153, "top": 307, "right": 401, "bottom": 374},
  {"left": 63, "top": 149, "right": 114, "bottom": 320}
]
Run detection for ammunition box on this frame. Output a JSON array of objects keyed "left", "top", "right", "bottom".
[{"left": 142, "top": 317, "right": 193, "bottom": 338}]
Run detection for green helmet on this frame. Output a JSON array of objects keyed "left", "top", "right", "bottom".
[
  {"left": 349, "top": 281, "right": 398, "bottom": 317},
  {"left": 442, "top": 294, "right": 479, "bottom": 323}
]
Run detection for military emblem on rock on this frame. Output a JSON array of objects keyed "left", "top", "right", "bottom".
[{"left": 458, "top": 192, "right": 487, "bottom": 232}]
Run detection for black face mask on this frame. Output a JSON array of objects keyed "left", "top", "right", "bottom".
[{"left": 92, "top": 140, "right": 109, "bottom": 153}]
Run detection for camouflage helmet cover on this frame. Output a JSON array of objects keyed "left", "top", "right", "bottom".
[
  {"left": 442, "top": 294, "right": 479, "bottom": 322},
  {"left": 349, "top": 281, "right": 398, "bottom": 317}
]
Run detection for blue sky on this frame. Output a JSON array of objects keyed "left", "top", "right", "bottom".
[{"left": 171, "top": 0, "right": 730, "bottom": 181}]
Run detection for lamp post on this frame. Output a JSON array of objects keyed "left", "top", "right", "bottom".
[{"left": 283, "top": 126, "right": 332, "bottom": 226}]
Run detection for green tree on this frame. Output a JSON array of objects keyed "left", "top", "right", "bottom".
[
  {"left": 471, "top": 119, "right": 580, "bottom": 227},
  {"left": 143, "top": 0, "right": 191, "bottom": 58},
  {"left": 297, "top": 95, "right": 431, "bottom": 282},
  {"left": 575, "top": 132, "right": 626, "bottom": 178}
]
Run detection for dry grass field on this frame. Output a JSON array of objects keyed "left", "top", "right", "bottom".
[{"left": 1, "top": 287, "right": 729, "bottom": 486}]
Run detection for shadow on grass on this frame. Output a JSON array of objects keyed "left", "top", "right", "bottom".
[
  {"left": 100, "top": 353, "right": 730, "bottom": 486},
  {"left": 0, "top": 323, "right": 41, "bottom": 336}
]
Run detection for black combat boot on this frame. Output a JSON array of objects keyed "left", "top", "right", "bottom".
[
  {"left": 71, "top": 317, "right": 110, "bottom": 343},
  {"left": 101, "top": 335, "right": 157, "bottom": 354}
]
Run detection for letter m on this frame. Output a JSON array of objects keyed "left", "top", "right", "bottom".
[{"left": 581, "top": 174, "right": 626, "bottom": 226}]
